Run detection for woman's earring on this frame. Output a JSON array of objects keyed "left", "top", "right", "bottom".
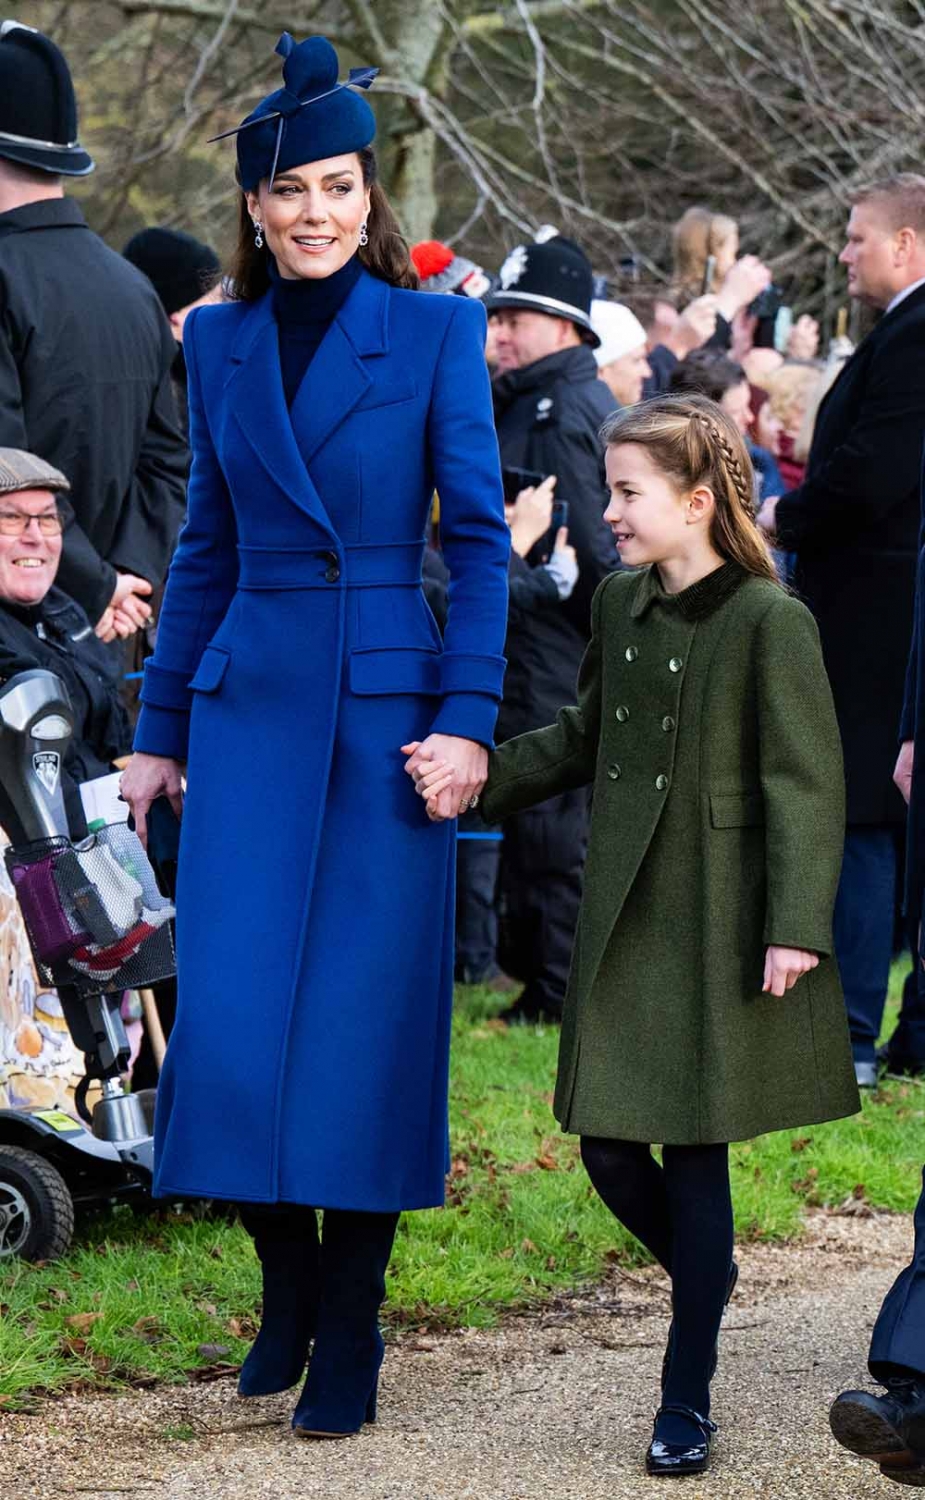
[
  {"left": 359, "top": 221, "right": 369, "bottom": 248},
  {"left": 253, "top": 220, "right": 264, "bottom": 249}
]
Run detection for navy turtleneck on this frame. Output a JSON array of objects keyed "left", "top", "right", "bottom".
[{"left": 270, "top": 254, "right": 363, "bottom": 407}]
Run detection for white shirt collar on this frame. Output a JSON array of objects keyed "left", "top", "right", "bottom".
[{"left": 886, "top": 276, "right": 925, "bottom": 315}]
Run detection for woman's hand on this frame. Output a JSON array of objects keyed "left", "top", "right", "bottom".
[
  {"left": 506, "top": 474, "right": 557, "bottom": 558},
  {"left": 119, "top": 752, "right": 184, "bottom": 848},
  {"left": 762, "top": 945, "right": 819, "bottom": 997},
  {"left": 401, "top": 736, "right": 488, "bottom": 822}
]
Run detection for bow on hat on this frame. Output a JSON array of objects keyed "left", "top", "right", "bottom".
[{"left": 210, "top": 33, "right": 378, "bottom": 190}]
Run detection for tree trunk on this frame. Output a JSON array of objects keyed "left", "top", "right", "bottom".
[{"left": 350, "top": 0, "right": 451, "bottom": 241}]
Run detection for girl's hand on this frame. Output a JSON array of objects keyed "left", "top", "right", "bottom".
[
  {"left": 119, "top": 752, "right": 184, "bottom": 849},
  {"left": 762, "top": 945, "right": 819, "bottom": 997},
  {"left": 401, "top": 736, "right": 488, "bottom": 822}
]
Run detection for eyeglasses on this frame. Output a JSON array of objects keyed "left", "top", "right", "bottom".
[{"left": 0, "top": 511, "right": 63, "bottom": 537}]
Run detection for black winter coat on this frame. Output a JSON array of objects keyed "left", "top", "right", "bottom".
[
  {"left": 775, "top": 285, "right": 925, "bottom": 825},
  {"left": 493, "top": 346, "right": 618, "bottom": 739},
  {"left": 0, "top": 199, "right": 188, "bottom": 623},
  {"left": 0, "top": 587, "right": 132, "bottom": 842}
]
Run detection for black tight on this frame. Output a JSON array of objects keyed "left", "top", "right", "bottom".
[{"left": 581, "top": 1136, "right": 733, "bottom": 1424}]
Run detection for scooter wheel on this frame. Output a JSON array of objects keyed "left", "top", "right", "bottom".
[{"left": 0, "top": 1146, "right": 74, "bottom": 1262}]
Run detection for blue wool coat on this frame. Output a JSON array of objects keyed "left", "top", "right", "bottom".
[{"left": 133, "top": 269, "right": 510, "bottom": 1210}]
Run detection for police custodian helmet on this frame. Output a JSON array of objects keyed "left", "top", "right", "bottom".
[{"left": 0, "top": 20, "right": 93, "bottom": 176}]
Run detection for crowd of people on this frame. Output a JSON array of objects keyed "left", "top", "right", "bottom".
[{"left": 2, "top": 15, "right": 925, "bottom": 1488}]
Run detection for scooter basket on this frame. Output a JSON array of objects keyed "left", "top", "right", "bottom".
[{"left": 4, "top": 824, "right": 176, "bottom": 996}]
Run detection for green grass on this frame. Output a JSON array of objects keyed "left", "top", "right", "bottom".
[{"left": 0, "top": 965, "right": 921, "bottom": 1403}]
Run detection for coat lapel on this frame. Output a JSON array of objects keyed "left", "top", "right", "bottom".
[
  {"left": 225, "top": 293, "right": 335, "bottom": 535},
  {"left": 289, "top": 269, "right": 389, "bottom": 466}
]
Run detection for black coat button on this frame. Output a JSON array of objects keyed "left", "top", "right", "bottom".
[{"left": 325, "top": 565, "right": 341, "bottom": 583}]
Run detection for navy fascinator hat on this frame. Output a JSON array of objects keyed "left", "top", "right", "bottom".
[{"left": 213, "top": 33, "right": 378, "bottom": 192}]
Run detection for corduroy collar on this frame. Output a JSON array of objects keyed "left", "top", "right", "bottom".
[{"left": 630, "top": 560, "right": 748, "bottom": 622}]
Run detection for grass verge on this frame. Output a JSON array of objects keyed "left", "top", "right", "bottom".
[{"left": 0, "top": 966, "right": 921, "bottom": 1403}]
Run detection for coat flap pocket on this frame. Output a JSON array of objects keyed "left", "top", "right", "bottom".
[
  {"left": 349, "top": 646, "right": 441, "bottom": 696},
  {"left": 188, "top": 645, "right": 231, "bottom": 694},
  {"left": 710, "top": 792, "right": 765, "bottom": 828}
]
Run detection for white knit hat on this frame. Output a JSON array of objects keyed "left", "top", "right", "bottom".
[{"left": 590, "top": 300, "right": 648, "bottom": 367}]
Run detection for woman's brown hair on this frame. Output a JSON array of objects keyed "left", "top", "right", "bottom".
[
  {"left": 671, "top": 206, "right": 738, "bottom": 306},
  {"left": 227, "top": 146, "right": 418, "bottom": 300},
  {"left": 600, "top": 394, "right": 779, "bottom": 585}
]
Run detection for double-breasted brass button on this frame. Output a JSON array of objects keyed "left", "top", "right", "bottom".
[
  {"left": 655, "top": 774, "right": 669, "bottom": 791},
  {"left": 669, "top": 656, "right": 683, "bottom": 673},
  {"left": 625, "top": 646, "right": 638, "bottom": 662},
  {"left": 615, "top": 705, "right": 630, "bottom": 723},
  {"left": 662, "top": 715, "right": 676, "bottom": 733},
  {"left": 607, "top": 764, "right": 622, "bottom": 781}
]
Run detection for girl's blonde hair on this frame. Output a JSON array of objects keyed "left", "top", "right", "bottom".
[
  {"left": 600, "top": 394, "right": 779, "bottom": 585},
  {"left": 671, "top": 207, "right": 738, "bottom": 305}
]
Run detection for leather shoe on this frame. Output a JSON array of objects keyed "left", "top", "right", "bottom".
[
  {"left": 830, "top": 1381, "right": 925, "bottom": 1474},
  {"left": 646, "top": 1404, "right": 716, "bottom": 1476},
  {"left": 877, "top": 1045, "right": 925, "bottom": 1082}
]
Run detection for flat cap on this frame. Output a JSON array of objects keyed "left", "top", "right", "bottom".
[{"left": 0, "top": 448, "right": 70, "bottom": 495}]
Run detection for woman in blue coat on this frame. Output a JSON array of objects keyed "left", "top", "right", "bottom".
[{"left": 120, "top": 34, "right": 509, "bottom": 1439}]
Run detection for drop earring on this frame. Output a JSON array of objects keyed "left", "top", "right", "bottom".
[
  {"left": 253, "top": 220, "right": 264, "bottom": 249},
  {"left": 359, "top": 222, "right": 369, "bottom": 248}
]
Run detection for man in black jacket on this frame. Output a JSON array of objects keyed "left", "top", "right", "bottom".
[
  {"left": 487, "top": 232, "right": 617, "bottom": 1022},
  {"left": 0, "top": 23, "right": 186, "bottom": 639},
  {"left": 761, "top": 174, "right": 925, "bottom": 1089}
]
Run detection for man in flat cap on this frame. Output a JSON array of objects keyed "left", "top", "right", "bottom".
[{"left": 0, "top": 20, "right": 187, "bottom": 641}]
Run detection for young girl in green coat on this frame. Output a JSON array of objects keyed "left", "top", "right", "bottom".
[{"left": 407, "top": 394, "right": 859, "bottom": 1478}]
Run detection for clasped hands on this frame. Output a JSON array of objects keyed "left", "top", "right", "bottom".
[{"left": 402, "top": 735, "right": 487, "bottom": 823}]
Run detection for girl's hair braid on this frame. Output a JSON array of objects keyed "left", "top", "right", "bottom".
[{"left": 599, "top": 393, "right": 778, "bottom": 585}]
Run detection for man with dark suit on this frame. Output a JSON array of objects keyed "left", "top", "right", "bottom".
[
  {"left": 760, "top": 174, "right": 925, "bottom": 1089},
  {"left": 825, "top": 466, "right": 925, "bottom": 1486}
]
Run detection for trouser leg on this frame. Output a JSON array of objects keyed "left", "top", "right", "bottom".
[
  {"left": 884, "top": 923, "right": 925, "bottom": 1072},
  {"left": 834, "top": 826, "right": 898, "bottom": 1065},
  {"left": 498, "top": 788, "right": 589, "bottom": 1020},
  {"left": 455, "top": 813, "right": 501, "bottom": 984},
  {"left": 870, "top": 1168, "right": 925, "bottom": 1383}
]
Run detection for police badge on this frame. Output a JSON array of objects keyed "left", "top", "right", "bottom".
[
  {"left": 498, "top": 245, "right": 529, "bottom": 290},
  {"left": 32, "top": 750, "right": 60, "bottom": 796}
]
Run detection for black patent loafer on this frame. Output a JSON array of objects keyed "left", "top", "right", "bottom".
[
  {"left": 645, "top": 1404, "right": 717, "bottom": 1477},
  {"left": 830, "top": 1383, "right": 925, "bottom": 1472},
  {"left": 661, "top": 1259, "right": 738, "bottom": 1392}
]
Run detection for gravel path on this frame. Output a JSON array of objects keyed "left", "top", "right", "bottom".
[{"left": 1, "top": 1211, "right": 916, "bottom": 1499}]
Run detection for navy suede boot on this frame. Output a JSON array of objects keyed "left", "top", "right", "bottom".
[
  {"left": 238, "top": 1204, "right": 320, "bottom": 1398},
  {"left": 292, "top": 1208, "right": 399, "bottom": 1439}
]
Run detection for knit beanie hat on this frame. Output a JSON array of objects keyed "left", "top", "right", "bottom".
[
  {"left": 591, "top": 300, "right": 648, "bottom": 367},
  {"left": 123, "top": 228, "right": 221, "bottom": 316},
  {"left": 410, "top": 241, "right": 489, "bottom": 298}
]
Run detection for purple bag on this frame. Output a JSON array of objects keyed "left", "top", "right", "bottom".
[{"left": 10, "top": 850, "right": 89, "bottom": 962}]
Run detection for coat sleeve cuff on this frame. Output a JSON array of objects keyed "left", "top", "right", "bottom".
[
  {"left": 763, "top": 914, "right": 834, "bottom": 959},
  {"left": 133, "top": 702, "right": 190, "bottom": 761},
  {"left": 428, "top": 692, "right": 500, "bottom": 749},
  {"left": 439, "top": 651, "right": 506, "bottom": 699},
  {"left": 140, "top": 660, "right": 195, "bottom": 714}
]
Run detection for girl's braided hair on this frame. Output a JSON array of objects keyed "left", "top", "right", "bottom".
[{"left": 600, "top": 394, "right": 779, "bottom": 585}]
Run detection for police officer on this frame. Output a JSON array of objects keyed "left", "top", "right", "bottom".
[
  {"left": 488, "top": 231, "right": 618, "bottom": 1023},
  {"left": 0, "top": 22, "right": 186, "bottom": 643}
]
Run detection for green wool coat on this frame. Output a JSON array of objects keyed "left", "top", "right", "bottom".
[{"left": 481, "top": 563, "right": 860, "bottom": 1144}]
